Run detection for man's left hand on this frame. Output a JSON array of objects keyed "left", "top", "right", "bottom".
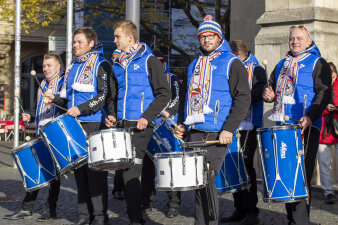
[
  {"left": 137, "top": 117, "right": 148, "bottom": 130},
  {"left": 299, "top": 116, "right": 312, "bottom": 134},
  {"left": 160, "top": 110, "right": 170, "bottom": 119},
  {"left": 67, "top": 106, "right": 81, "bottom": 117},
  {"left": 219, "top": 130, "right": 233, "bottom": 145}
]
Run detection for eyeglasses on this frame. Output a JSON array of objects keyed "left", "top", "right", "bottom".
[
  {"left": 199, "top": 34, "right": 216, "bottom": 41},
  {"left": 289, "top": 25, "right": 307, "bottom": 31}
]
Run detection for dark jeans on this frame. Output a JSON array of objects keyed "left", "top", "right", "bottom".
[
  {"left": 113, "top": 170, "right": 124, "bottom": 193},
  {"left": 119, "top": 121, "right": 154, "bottom": 224},
  {"left": 232, "top": 129, "right": 259, "bottom": 216},
  {"left": 141, "top": 153, "right": 181, "bottom": 209},
  {"left": 188, "top": 130, "right": 228, "bottom": 225},
  {"left": 21, "top": 178, "right": 61, "bottom": 212},
  {"left": 285, "top": 127, "right": 320, "bottom": 225},
  {"left": 74, "top": 122, "right": 108, "bottom": 222}
]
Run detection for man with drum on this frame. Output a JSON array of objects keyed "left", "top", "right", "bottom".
[
  {"left": 263, "top": 25, "right": 332, "bottom": 225},
  {"left": 220, "top": 40, "right": 266, "bottom": 225},
  {"left": 105, "top": 20, "right": 171, "bottom": 225},
  {"left": 174, "top": 15, "right": 251, "bottom": 225},
  {"left": 140, "top": 49, "right": 182, "bottom": 218},
  {"left": 45, "top": 27, "right": 112, "bottom": 225},
  {"left": 3, "top": 53, "right": 64, "bottom": 222}
]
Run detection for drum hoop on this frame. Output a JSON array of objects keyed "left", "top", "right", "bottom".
[
  {"left": 40, "top": 113, "right": 69, "bottom": 131},
  {"left": 154, "top": 150, "right": 207, "bottom": 158},
  {"left": 257, "top": 124, "right": 300, "bottom": 133},
  {"left": 11, "top": 137, "right": 43, "bottom": 153},
  {"left": 87, "top": 128, "right": 129, "bottom": 139}
]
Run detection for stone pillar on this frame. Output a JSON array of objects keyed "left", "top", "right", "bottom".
[{"left": 255, "top": 0, "right": 338, "bottom": 185}]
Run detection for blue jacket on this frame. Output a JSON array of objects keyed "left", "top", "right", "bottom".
[
  {"left": 243, "top": 53, "right": 264, "bottom": 128},
  {"left": 66, "top": 48, "right": 108, "bottom": 122},
  {"left": 113, "top": 44, "right": 155, "bottom": 121},
  {"left": 184, "top": 40, "right": 238, "bottom": 132},
  {"left": 274, "top": 44, "right": 322, "bottom": 129}
]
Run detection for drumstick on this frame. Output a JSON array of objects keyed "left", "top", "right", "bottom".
[
  {"left": 51, "top": 103, "right": 67, "bottom": 112},
  {"left": 167, "top": 117, "right": 178, "bottom": 129},
  {"left": 284, "top": 115, "right": 300, "bottom": 123},
  {"left": 262, "top": 59, "right": 269, "bottom": 88},
  {"left": 31, "top": 70, "right": 44, "bottom": 93},
  {"left": 180, "top": 140, "right": 220, "bottom": 147}
]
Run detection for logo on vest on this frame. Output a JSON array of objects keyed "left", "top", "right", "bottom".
[
  {"left": 134, "top": 64, "right": 140, "bottom": 70},
  {"left": 212, "top": 65, "right": 217, "bottom": 70},
  {"left": 280, "top": 141, "right": 287, "bottom": 159},
  {"left": 299, "top": 64, "right": 305, "bottom": 69}
]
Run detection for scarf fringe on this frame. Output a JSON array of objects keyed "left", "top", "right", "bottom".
[
  {"left": 203, "top": 105, "right": 213, "bottom": 114},
  {"left": 238, "top": 121, "right": 254, "bottom": 131},
  {"left": 184, "top": 114, "right": 205, "bottom": 125},
  {"left": 72, "top": 83, "right": 95, "bottom": 93},
  {"left": 283, "top": 96, "right": 296, "bottom": 104},
  {"left": 268, "top": 112, "right": 284, "bottom": 122}
]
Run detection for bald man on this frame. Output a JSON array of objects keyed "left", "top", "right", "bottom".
[{"left": 263, "top": 26, "right": 331, "bottom": 225}]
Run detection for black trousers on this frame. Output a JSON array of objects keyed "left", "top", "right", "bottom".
[
  {"left": 119, "top": 121, "right": 154, "bottom": 224},
  {"left": 113, "top": 169, "right": 124, "bottom": 193},
  {"left": 232, "top": 129, "right": 259, "bottom": 216},
  {"left": 188, "top": 130, "right": 228, "bottom": 225},
  {"left": 285, "top": 127, "right": 320, "bottom": 225},
  {"left": 74, "top": 122, "right": 108, "bottom": 222},
  {"left": 141, "top": 153, "right": 181, "bottom": 209},
  {"left": 21, "top": 178, "right": 61, "bottom": 212}
]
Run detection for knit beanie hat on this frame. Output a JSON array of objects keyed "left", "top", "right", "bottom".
[{"left": 197, "top": 15, "right": 223, "bottom": 40}]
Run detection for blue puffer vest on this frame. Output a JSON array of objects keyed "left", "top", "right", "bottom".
[
  {"left": 243, "top": 52, "right": 264, "bottom": 128},
  {"left": 184, "top": 40, "right": 238, "bottom": 132},
  {"left": 274, "top": 44, "right": 322, "bottom": 129},
  {"left": 66, "top": 49, "right": 108, "bottom": 122},
  {"left": 113, "top": 44, "right": 155, "bottom": 121}
]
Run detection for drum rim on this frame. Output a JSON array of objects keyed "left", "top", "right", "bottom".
[
  {"left": 11, "top": 137, "right": 43, "bottom": 153},
  {"left": 154, "top": 150, "right": 207, "bottom": 158},
  {"left": 40, "top": 113, "right": 69, "bottom": 131},
  {"left": 155, "top": 184, "right": 206, "bottom": 191},
  {"left": 89, "top": 159, "right": 134, "bottom": 170},
  {"left": 87, "top": 128, "right": 130, "bottom": 139},
  {"left": 257, "top": 124, "right": 300, "bottom": 132}
]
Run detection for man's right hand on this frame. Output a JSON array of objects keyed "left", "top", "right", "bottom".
[
  {"left": 263, "top": 86, "right": 276, "bottom": 102},
  {"left": 43, "top": 93, "right": 55, "bottom": 102},
  {"left": 105, "top": 115, "right": 117, "bottom": 128},
  {"left": 21, "top": 113, "right": 31, "bottom": 122},
  {"left": 174, "top": 124, "right": 186, "bottom": 139}
]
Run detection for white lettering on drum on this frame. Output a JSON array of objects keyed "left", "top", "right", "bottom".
[{"left": 281, "top": 142, "right": 287, "bottom": 159}]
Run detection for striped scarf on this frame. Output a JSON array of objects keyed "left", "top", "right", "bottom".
[
  {"left": 184, "top": 51, "right": 222, "bottom": 125},
  {"left": 269, "top": 52, "right": 310, "bottom": 121},
  {"left": 118, "top": 42, "right": 142, "bottom": 68},
  {"left": 36, "top": 73, "right": 63, "bottom": 128}
]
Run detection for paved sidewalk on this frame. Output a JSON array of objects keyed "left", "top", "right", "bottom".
[{"left": 0, "top": 141, "right": 337, "bottom": 224}]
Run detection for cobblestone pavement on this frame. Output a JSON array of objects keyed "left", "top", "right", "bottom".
[{"left": 0, "top": 141, "right": 337, "bottom": 225}]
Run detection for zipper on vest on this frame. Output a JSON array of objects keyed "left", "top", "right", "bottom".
[
  {"left": 123, "top": 70, "right": 128, "bottom": 119},
  {"left": 214, "top": 100, "right": 219, "bottom": 124},
  {"left": 141, "top": 92, "right": 144, "bottom": 113}
]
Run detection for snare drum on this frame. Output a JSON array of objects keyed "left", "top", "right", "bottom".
[
  {"left": 40, "top": 114, "right": 88, "bottom": 174},
  {"left": 257, "top": 125, "right": 308, "bottom": 203},
  {"left": 87, "top": 128, "right": 134, "bottom": 170},
  {"left": 11, "top": 138, "right": 59, "bottom": 191},
  {"left": 215, "top": 133, "right": 249, "bottom": 193},
  {"left": 147, "top": 119, "right": 183, "bottom": 158},
  {"left": 154, "top": 150, "right": 206, "bottom": 191}
]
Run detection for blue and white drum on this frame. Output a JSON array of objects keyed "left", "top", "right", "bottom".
[
  {"left": 11, "top": 138, "right": 59, "bottom": 191},
  {"left": 40, "top": 114, "right": 88, "bottom": 174},
  {"left": 147, "top": 119, "right": 183, "bottom": 158},
  {"left": 257, "top": 125, "right": 308, "bottom": 203},
  {"left": 215, "top": 133, "right": 249, "bottom": 193}
]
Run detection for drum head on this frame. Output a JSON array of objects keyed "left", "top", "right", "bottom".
[
  {"left": 257, "top": 124, "right": 300, "bottom": 133},
  {"left": 40, "top": 113, "right": 68, "bottom": 131},
  {"left": 87, "top": 128, "right": 128, "bottom": 139},
  {"left": 12, "top": 137, "right": 43, "bottom": 153},
  {"left": 154, "top": 150, "right": 206, "bottom": 159}
]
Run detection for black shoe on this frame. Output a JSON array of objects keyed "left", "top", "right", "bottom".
[
  {"left": 37, "top": 211, "right": 57, "bottom": 222},
  {"left": 167, "top": 208, "right": 179, "bottom": 218},
  {"left": 74, "top": 218, "right": 91, "bottom": 225},
  {"left": 324, "top": 193, "right": 335, "bottom": 204},
  {"left": 112, "top": 190, "right": 124, "bottom": 200},
  {"left": 91, "top": 218, "right": 110, "bottom": 225},
  {"left": 3, "top": 209, "right": 32, "bottom": 220},
  {"left": 140, "top": 204, "right": 152, "bottom": 213},
  {"left": 238, "top": 214, "right": 259, "bottom": 225},
  {"left": 220, "top": 211, "right": 245, "bottom": 222}
]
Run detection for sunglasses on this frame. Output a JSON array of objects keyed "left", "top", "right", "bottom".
[{"left": 289, "top": 25, "right": 309, "bottom": 32}]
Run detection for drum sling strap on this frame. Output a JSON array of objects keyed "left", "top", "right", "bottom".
[{"left": 206, "top": 168, "right": 217, "bottom": 221}]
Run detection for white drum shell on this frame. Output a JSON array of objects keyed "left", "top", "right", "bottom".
[
  {"left": 87, "top": 128, "right": 134, "bottom": 170},
  {"left": 155, "top": 151, "right": 206, "bottom": 191}
]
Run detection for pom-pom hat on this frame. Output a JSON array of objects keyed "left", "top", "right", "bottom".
[{"left": 197, "top": 15, "right": 223, "bottom": 40}]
